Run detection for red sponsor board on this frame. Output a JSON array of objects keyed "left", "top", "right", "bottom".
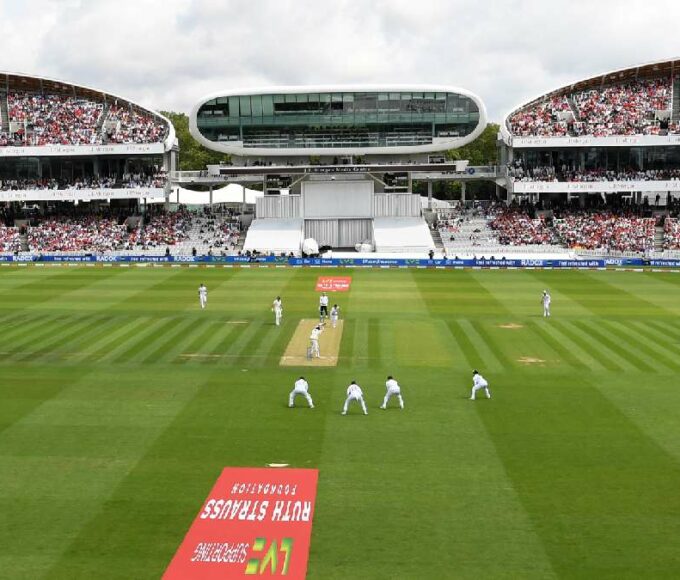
[
  {"left": 163, "top": 467, "right": 318, "bottom": 580},
  {"left": 315, "top": 276, "right": 352, "bottom": 292}
]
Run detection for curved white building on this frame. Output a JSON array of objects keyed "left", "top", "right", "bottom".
[{"left": 190, "top": 85, "right": 487, "bottom": 157}]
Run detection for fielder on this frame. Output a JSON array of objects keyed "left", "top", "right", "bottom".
[
  {"left": 330, "top": 304, "right": 340, "bottom": 328},
  {"left": 542, "top": 290, "right": 551, "bottom": 318},
  {"left": 198, "top": 283, "right": 208, "bottom": 309},
  {"left": 309, "top": 323, "right": 324, "bottom": 358},
  {"left": 380, "top": 375, "right": 404, "bottom": 410},
  {"left": 342, "top": 380, "right": 368, "bottom": 415},
  {"left": 470, "top": 370, "right": 491, "bottom": 400},
  {"left": 319, "top": 292, "right": 329, "bottom": 322},
  {"left": 272, "top": 296, "right": 283, "bottom": 326},
  {"left": 288, "top": 376, "right": 314, "bottom": 409}
]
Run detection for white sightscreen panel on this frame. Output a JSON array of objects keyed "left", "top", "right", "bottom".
[
  {"left": 305, "top": 219, "right": 339, "bottom": 246},
  {"left": 303, "top": 181, "right": 373, "bottom": 218}
]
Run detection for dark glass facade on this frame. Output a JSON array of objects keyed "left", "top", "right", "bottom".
[
  {"left": 514, "top": 146, "right": 680, "bottom": 173},
  {"left": 196, "top": 91, "right": 480, "bottom": 149}
]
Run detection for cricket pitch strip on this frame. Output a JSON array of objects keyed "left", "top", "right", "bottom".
[{"left": 279, "top": 319, "right": 344, "bottom": 367}]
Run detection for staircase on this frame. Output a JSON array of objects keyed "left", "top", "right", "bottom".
[
  {"left": 430, "top": 228, "right": 445, "bottom": 252},
  {"left": 234, "top": 225, "right": 249, "bottom": 251},
  {"left": 0, "top": 92, "right": 9, "bottom": 132},
  {"left": 567, "top": 95, "right": 581, "bottom": 121},
  {"left": 655, "top": 222, "right": 665, "bottom": 252},
  {"left": 96, "top": 103, "right": 110, "bottom": 137}
]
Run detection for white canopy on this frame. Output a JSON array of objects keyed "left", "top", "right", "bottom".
[{"left": 149, "top": 184, "right": 263, "bottom": 205}]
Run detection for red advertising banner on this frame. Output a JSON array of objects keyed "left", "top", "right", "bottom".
[
  {"left": 315, "top": 276, "right": 352, "bottom": 292},
  {"left": 163, "top": 467, "right": 319, "bottom": 579}
]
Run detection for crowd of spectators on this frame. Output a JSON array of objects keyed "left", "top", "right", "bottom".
[
  {"left": 7, "top": 92, "right": 103, "bottom": 146},
  {"left": 488, "top": 207, "right": 561, "bottom": 245},
  {"left": 125, "top": 210, "right": 192, "bottom": 250},
  {"left": 509, "top": 161, "right": 680, "bottom": 183},
  {"left": 509, "top": 77, "right": 673, "bottom": 138},
  {"left": 0, "top": 92, "right": 168, "bottom": 147},
  {"left": 509, "top": 96, "right": 572, "bottom": 137},
  {"left": 0, "top": 172, "right": 166, "bottom": 191},
  {"left": 105, "top": 105, "right": 167, "bottom": 144},
  {"left": 573, "top": 79, "right": 670, "bottom": 137},
  {"left": 0, "top": 226, "right": 20, "bottom": 252},
  {"left": 27, "top": 217, "right": 129, "bottom": 252},
  {"left": 663, "top": 218, "right": 680, "bottom": 250},
  {"left": 553, "top": 210, "right": 656, "bottom": 252}
]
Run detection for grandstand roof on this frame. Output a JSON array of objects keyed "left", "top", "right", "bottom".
[
  {"left": 0, "top": 70, "right": 176, "bottom": 154},
  {"left": 500, "top": 57, "right": 680, "bottom": 145}
]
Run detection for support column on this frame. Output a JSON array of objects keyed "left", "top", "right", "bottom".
[
  {"left": 506, "top": 186, "right": 512, "bottom": 205},
  {"left": 461, "top": 181, "right": 466, "bottom": 205},
  {"left": 579, "top": 192, "right": 586, "bottom": 208},
  {"left": 209, "top": 185, "right": 213, "bottom": 211},
  {"left": 164, "top": 191, "right": 170, "bottom": 212},
  {"left": 427, "top": 181, "right": 433, "bottom": 210},
  {"left": 242, "top": 184, "right": 247, "bottom": 215},
  {"left": 407, "top": 172, "right": 413, "bottom": 193}
]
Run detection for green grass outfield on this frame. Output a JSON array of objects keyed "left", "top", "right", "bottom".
[{"left": 2, "top": 265, "right": 680, "bottom": 579}]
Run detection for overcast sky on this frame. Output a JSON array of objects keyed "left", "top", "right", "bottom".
[{"left": 2, "top": 0, "right": 680, "bottom": 122}]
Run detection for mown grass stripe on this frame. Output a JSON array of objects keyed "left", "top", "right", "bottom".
[
  {"left": 647, "top": 320, "right": 680, "bottom": 342},
  {"left": 367, "top": 318, "right": 381, "bottom": 369},
  {"left": 130, "top": 318, "right": 197, "bottom": 364},
  {"left": 71, "top": 317, "right": 149, "bottom": 363},
  {"left": 220, "top": 321, "right": 265, "bottom": 366},
  {"left": 0, "top": 313, "right": 67, "bottom": 347},
  {"left": 456, "top": 319, "right": 504, "bottom": 372},
  {"left": 57, "top": 316, "right": 129, "bottom": 357},
  {"left": 445, "top": 320, "right": 482, "bottom": 370},
  {"left": 338, "top": 318, "right": 356, "bottom": 365},
  {"left": 352, "top": 318, "right": 369, "bottom": 369},
  {"left": 628, "top": 320, "right": 680, "bottom": 351},
  {"left": 1, "top": 314, "right": 79, "bottom": 356},
  {"left": 604, "top": 320, "right": 680, "bottom": 372},
  {"left": 159, "top": 320, "right": 217, "bottom": 364},
  {"left": 378, "top": 319, "right": 396, "bottom": 365},
  {"left": 474, "top": 324, "right": 514, "bottom": 369},
  {"left": 111, "top": 318, "right": 182, "bottom": 363},
  {"left": 527, "top": 321, "right": 590, "bottom": 371},
  {"left": 178, "top": 320, "right": 238, "bottom": 365},
  {"left": 566, "top": 320, "right": 639, "bottom": 373},
  {"left": 236, "top": 322, "right": 282, "bottom": 368},
  {"left": 28, "top": 316, "right": 115, "bottom": 364},
  {"left": 98, "top": 318, "right": 171, "bottom": 363},
  {"left": 577, "top": 319, "right": 656, "bottom": 373},
  {"left": 544, "top": 321, "right": 612, "bottom": 372}
]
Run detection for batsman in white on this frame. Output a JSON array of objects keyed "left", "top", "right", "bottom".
[
  {"left": 342, "top": 380, "right": 368, "bottom": 415},
  {"left": 380, "top": 375, "right": 404, "bottom": 410},
  {"left": 272, "top": 296, "right": 283, "bottom": 326},
  {"left": 309, "top": 323, "right": 323, "bottom": 358},
  {"left": 198, "top": 283, "right": 208, "bottom": 309},
  {"left": 288, "top": 376, "right": 314, "bottom": 409},
  {"left": 542, "top": 290, "right": 551, "bottom": 318},
  {"left": 470, "top": 370, "right": 491, "bottom": 400},
  {"left": 330, "top": 304, "right": 340, "bottom": 328}
]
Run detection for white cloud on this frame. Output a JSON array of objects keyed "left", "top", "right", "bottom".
[{"left": 1, "top": 0, "right": 680, "bottom": 121}]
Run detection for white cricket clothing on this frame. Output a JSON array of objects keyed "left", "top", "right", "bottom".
[
  {"left": 471, "top": 373, "right": 491, "bottom": 400},
  {"left": 343, "top": 384, "right": 367, "bottom": 414},
  {"left": 309, "top": 326, "right": 322, "bottom": 357},
  {"left": 272, "top": 299, "right": 283, "bottom": 326},
  {"left": 330, "top": 306, "right": 339, "bottom": 327},
  {"left": 289, "top": 379, "right": 314, "bottom": 408},
  {"left": 542, "top": 293, "right": 551, "bottom": 317},
  {"left": 319, "top": 295, "right": 329, "bottom": 307},
  {"left": 198, "top": 285, "right": 208, "bottom": 309},
  {"left": 381, "top": 378, "right": 404, "bottom": 409}
]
